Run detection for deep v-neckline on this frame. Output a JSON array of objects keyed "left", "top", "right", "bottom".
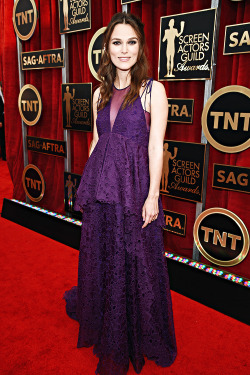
[
  {"left": 108, "top": 80, "right": 152, "bottom": 133},
  {"left": 109, "top": 85, "right": 130, "bottom": 132}
]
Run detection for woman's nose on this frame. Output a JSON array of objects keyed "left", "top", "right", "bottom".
[{"left": 121, "top": 43, "right": 128, "bottom": 54}]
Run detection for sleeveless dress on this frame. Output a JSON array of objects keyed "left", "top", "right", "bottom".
[{"left": 64, "top": 79, "right": 177, "bottom": 375}]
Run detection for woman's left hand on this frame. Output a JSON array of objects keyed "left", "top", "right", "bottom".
[{"left": 142, "top": 195, "right": 159, "bottom": 228}]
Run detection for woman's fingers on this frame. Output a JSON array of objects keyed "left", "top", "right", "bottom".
[
  {"left": 142, "top": 205, "right": 146, "bottom": 222},
  {"left": 142, "top": 211, "right": 159, "bottom": 228}
]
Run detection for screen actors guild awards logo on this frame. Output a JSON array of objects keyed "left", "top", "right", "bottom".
[
  {"left": 161, "top": 143, "right": 178, "bottom": 193},
  {"left": 64, "top": 172, "right": 81, "bottom": 216},
  {"left": 159, "top": 9, "right": 216, "bottom": 81},
  {"left": 62, "top": 83, "right": 92, "bottom": 131},
  {"left": 161, "top": 140, "right": 206, "bottom": 203},
  {"left": 59, "top": 0, "right": 91, "bottom": 34},
  {"left": 61, "top": 0, "right": 70, "bottom": 31},
  {"left": 162, "top": 19, "right": 185, "bottom": 77},
  {"left": 63, "top": 86, "right": 75, "bottom": 128},
  {"left": 65, "top": 174, "right": 77, "bottom": 210}
]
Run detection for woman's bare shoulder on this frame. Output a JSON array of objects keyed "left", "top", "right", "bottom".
[
  {"left": 93, "top": 87, "right": 100, "bottom": 100},
  {"left": 151, "top": 80, "right": 167, "bottom": 100},
  {"left": 151, "top": 80, "right": 166, "bottom": 93}
]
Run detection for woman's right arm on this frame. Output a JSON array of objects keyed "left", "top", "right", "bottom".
[{"left": 89, "top": 87, "right": 100, "bottom": 156}]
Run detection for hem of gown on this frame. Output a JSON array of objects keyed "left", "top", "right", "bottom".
[
  {"left": 76, "top": 340, "right": 177, "bottom": 375},
  {"left": 63, "top": 291, "right": 177, "bottom": 374}
]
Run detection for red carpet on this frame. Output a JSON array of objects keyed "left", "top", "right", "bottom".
[{"left": 1, "top": 161, "right": 250, "bottom": 374}]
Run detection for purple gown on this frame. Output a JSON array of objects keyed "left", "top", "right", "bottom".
[{"left": 64, "top": 79, "right": 177, "bottom": 375}]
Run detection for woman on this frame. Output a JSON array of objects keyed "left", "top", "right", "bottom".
[{"left": 64, "top": 12, "right": 177, "bottom": 375}]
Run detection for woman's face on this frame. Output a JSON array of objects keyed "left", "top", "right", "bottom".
[{"left": 108, "top": 23, "right": 140, "bottom": 72}]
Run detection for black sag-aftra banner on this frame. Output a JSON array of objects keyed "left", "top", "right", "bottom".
[
  {"left": 121, "top": 0, "right": 141, "bottom": 4},
  {"left": 168, "top": 98, "right": 194, "bottom": 123},
  {"left": 213, "top": 164, "right": 250, "bottom": 194},
  {"left": 21, "top": 49, "right": 64, "bottom": 70},
  {"left": 64, "top": 172, "right": 82, "bottom": 217},
  {"left": 159, "top": 8, "right": 216, "bottom": 81},
  {"left": 160, "top": 140, "right": 206, "bottom": 203},
  {"left": 27, "top": 136, "right": 66, "bottom": 157},
  {"left": 59, "top": 0, "right": 91, "bottom": 34},
  {"left": 62, "top": 83, "right": 92, "bottom": 131},
  {"left": 224, "top": 22, "right": 250, "bottom": 55},
  {"left": 163, "top": 209, "right": 186, "bottom": 236}
]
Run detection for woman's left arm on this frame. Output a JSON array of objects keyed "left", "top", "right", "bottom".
[{"left": 142, "top": 81, "right": 168, "bottom": 228}]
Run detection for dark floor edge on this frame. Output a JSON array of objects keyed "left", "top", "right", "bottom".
[
  {"left": 2, "top": 198, "right": 250, "bottom": 325},
  {"left": 1, "top": 198, "right": 81, "bottom": 249}
]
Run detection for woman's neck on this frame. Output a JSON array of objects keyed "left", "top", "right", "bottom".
[{"left": 114, "top": 70, "right": 131, "bottom": 89}]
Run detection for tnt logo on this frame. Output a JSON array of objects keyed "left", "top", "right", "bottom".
[
  {"left": 15, "top": 9, "right": 34, "bottom": 25},
  {"left": 25, "top": 177, "right": 42, "bottom": 190},
  {"left": 22, "top": 165, "right": 45, "bottom": 202},
  {"left": 200, "top": 227, "right": 241, "bottom": 251},
  {"left": 202, "top": 86, "right": 250, "bottom": 153},
  {"left": 210, "top": 112, "right": 250, "bottom": 131},
  {"left": 18, "top": 85, "right": 42, "bottom": 126},
  {"left": 13, "top": 0, "right": 37, "bottom": 41},
  {"left": 194, "top": 207, "right": 249, "bottom": 267},
  {"left": 21, "top": 100, "right": 39, "bottom": 112},
  {"left": 88, "top": 27, "right": 106, "bottom": 81}
]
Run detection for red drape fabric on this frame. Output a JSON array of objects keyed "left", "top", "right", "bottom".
[{"left": 1, "top": 0, "right": 249, "bottom": 278}]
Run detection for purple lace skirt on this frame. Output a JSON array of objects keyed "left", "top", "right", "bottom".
[{"left": 64, "top": 202, "right": 177, "bottom": 375}]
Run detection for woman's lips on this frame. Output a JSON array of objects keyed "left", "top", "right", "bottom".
[{"left": 118, "top": 57, "right": 130, "bottom": 61}]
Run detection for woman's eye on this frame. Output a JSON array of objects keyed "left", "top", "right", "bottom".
[
  {"left": 113, "top": 41, "right": 120, "bottom": 45},
  {"left": 129, "top": 40, "right": 137, "bottom": 45}
]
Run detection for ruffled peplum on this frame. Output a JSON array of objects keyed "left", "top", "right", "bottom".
[{"left": 74, "top": 132, "right": 166, "bottom": 229}]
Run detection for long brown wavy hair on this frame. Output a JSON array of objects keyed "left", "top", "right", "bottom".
[{"left": 97, "top": 12, "right": 149, "bottom": 111}]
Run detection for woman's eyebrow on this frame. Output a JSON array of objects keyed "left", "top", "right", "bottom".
[{"left": 111, "top": 37, "right": 138, "bottom": 41}]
